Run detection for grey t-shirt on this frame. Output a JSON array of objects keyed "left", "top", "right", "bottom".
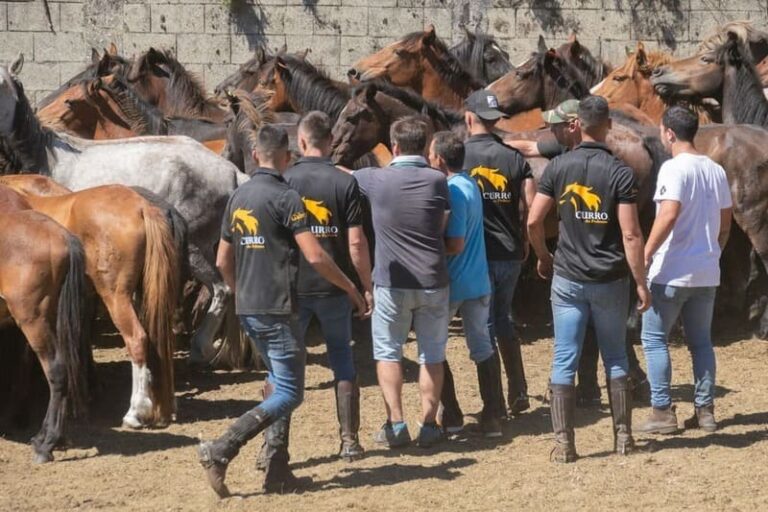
[{"left": 354, "top": 158, "right": 450, "bottom": 289}]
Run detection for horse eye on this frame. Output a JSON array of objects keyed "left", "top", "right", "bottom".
[{"left": 613, "top": 75, "right": 628, "bottom": 82}]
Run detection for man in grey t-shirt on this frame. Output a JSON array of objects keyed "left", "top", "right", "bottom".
[{"left": 355, "top": 116, "right": 451, "bottom": 449}]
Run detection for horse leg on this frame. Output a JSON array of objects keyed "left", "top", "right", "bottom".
[
  {"left": 102, "top": 292, "right": 154, "bottom": 429},
  {"left": 751, "top": 249, "right": 768, "bottom": 339},
  {"left": 188, "top": 245, "right": 230, "bottom": 365}
]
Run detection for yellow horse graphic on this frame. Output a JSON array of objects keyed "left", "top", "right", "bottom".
[
  {"left": 231, "top": 208, "right": 259, "bottom": 235},
  {"left": 560, "top": 183, "right": 602, "bottom": 212},
  {"left": 470, "top": 166, "right": 508, "bottom": 192},
  {"left": 302, "top": 197, "right": 333, "bottom": 225}
]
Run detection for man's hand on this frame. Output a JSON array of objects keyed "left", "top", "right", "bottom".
[
  {"left": 364, "top": 289, "right": 374, "bottom": 316},
  {"left": 636, "top": 283, "right": 652, "bottom": 313},
  {"left": 537, "top": 253, "right": 554, "bottom": 280},
  {"left": 644, "top": 251, "right": 653, "bottom": 271},
  {"left": 348, "top": 287, "right": 369, "bottom": 319}
]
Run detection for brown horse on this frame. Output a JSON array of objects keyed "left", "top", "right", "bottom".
[
  {"left": 593, "top": 43, "right": 714, "bottom": 125},
  {"left": 1, "top": 176, "right": 183, "bottom": 428},
  {"left": 348, "top": 25, "right": 483, "bottom": 111},
  {"left": 124, "top": 48, "right": 231, "bottom": 123},
  {"left": 0, "top": 185, "right": 90, "bottom": 463}
]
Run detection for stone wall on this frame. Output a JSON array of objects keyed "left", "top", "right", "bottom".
[{"left": 1, "top": 0, "right": 767, "bottom": 102}]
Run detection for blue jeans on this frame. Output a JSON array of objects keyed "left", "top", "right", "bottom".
[
  {"left": 641, "top": 284, "right": 717, "bottom": 409},
  {"left": 550, "top": 274, "right": 630, "bottom": 385},
  {"left": 488, "top": 260, "right": 523, "bottom": 341},
  {"left": 449, "top": 295, "right": 494, "bottom": 363},
  {"left": 372, "top": 285, "right": 449, "bottom": 364},
  {"left": 239, "top": 314, "right": 305, "bottom": 419},
  {"left": 297, "top": 294, "right": 356, "bottom": 382}
]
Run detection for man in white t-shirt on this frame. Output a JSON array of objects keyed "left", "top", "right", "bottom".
[{"left": 637, "top": 106, "right": 733, "bottom": 435}]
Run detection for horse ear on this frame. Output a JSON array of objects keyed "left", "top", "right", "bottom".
[
  {"left": 568, "top": 33, "right": 578, "bottom": 44},
  {"left": 570, "top": 38, "right": 582, "bottom": 57},
  {"left": 544, "top": 49, "right": 558, "bottom": 65},
  {"left": 461, "top": 24, "right": 473, "bottom": 40},
  {"left": 297, "top": 48, "right": 311, "bottom": 61},
  {"left": 108, "top": 43, "right": 118, "bottom": 56},
  {"left": 275, "top": 56, "right": 288, "bottom": 71},
  {"left": 91, "top": 47, "right": 100, "bottom": 64},
  {"left": 9, "top": 53, "right": 24, "bottom": 76},
  {"left": 360, "top": 83, "right": 377, "bottom": 103},
  {"left": 538, "top": 35, "right": 548, "bottom": 54},
  {"left": 423, "top": 24, "right": 437, "bottom": 46},
  {"left": 277, "top": 43, "right": 288, "bottom": 55},
  {"left": 635, "top": 42, "right": 647, "bottom": 66},
  {"left": 255, "top": 47, "right": 266, "bottom": 64}
]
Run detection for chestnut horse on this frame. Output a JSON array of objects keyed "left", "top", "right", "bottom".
[
  {"left": 1, "top": 176, "right": 183, "bottom": 428},
  {"left": 348, "top": 25, "right": 484, "bottom": 111},
  {"left": 0, "top": 185, "right": 90, "bottom": 463}
]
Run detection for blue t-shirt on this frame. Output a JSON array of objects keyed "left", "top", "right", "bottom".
[{"left": 446, "top": 172, "right": 491, "bottom": 302}]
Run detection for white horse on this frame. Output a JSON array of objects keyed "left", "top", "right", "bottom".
[{"left": 0, "top": 59, "right": 245, "bottom": 427}]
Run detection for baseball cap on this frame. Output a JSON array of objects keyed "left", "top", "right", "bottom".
[
  {"left": 542, "top": 99, "right": 580, "bottom": 124},
  {"left": 465, "top": 90, "right": 508, "bottom": 121}
]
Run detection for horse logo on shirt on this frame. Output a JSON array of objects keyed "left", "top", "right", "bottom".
[
  {"left": 559, "top": 183, "right": 607, "bottom": 223},
  {"left": 471, "top": 166, "right": 508, "bottom": 192},
  {"left": 302, "top": 198, "right": 332, "bottom": 225},
  {"left": 232, "top": 208, "right": 259, "bottom": 235}
]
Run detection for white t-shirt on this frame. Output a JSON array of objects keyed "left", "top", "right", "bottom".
[{"left": 648, "top": 152, "right": 732, "bottom": 287}]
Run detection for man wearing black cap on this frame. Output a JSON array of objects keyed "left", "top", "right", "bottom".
[
  {"left": 450, "top": 89, "right": 535, "bottom": 423},
  {"left": 527, "top": 95, "right": 651, "bottom": 463}
]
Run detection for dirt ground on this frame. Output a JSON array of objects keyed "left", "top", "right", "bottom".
[{"left": 2, "top": 326, "right": 768, "bottom": 512}]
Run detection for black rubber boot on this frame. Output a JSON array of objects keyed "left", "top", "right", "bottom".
[
  {"left": 608, "top": 377, "right": 635, "bottom": 455},
  {"left": 263, "top": 414, "right": 306, "bottom": 494},
  {"left": 336, "top": 380, "right": 364, "bottom": 461},
  {"left": 255, "top": 380, "right": 273, "bottom": 472},
  {"left": 439, "top": 361, "right": 465, "bottom": 433},
  {"left": 476, "top": 356, "right": 503, "bottom": 438},
  {"left": 549, "top": 384, "right": 578, "bottom": 463},
  {"left": 198, "top": 407, "right": 272, "bottom": 498},
  {"left": 497, "top": 336, "right": 529, "bottom": 415}
]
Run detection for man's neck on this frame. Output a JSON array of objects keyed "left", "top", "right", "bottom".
[
  {"left": 259, "top": 164, "right": 281, "bottom": 174},
  {"left": 302, "top": 148, "right": 328, "bottom": 158},
  {"left": 671, "top": 141, "right": 699, "bottom": 157},
  {"left": 470, "top": 126, "right": 492, "bottom": 136}
]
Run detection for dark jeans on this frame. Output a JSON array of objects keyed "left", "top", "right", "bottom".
[
  {"left": 297, "top": 295, "right": 356, "bottom": 382},
  {"left": 487, "top": 260, "right": 523, "bottom": 341}
]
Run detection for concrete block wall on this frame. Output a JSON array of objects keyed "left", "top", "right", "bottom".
[{"left": 0, "top": 0, "right": 766, "bottom": 103}]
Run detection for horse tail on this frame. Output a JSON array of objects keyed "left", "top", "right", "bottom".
[
  {"left": 56, "top": 235, "right": 90, "bottom": 417},
  {"left": 141, "top": 206, "right": 181, "bottom": 425}
]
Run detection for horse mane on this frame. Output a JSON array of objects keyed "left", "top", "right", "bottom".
[
  {"left": 699, "top": 21, "right": 768, "bottom": 53},
  {"left": 717, "top": 38, "right": 768, "bottom": 125},
  {"left": 4, "top": 77, "right": 55, "bottom": 173},
  {"left": 556, "top": 42, "right": 607, "bottom": 89},
  {"left": 399, "top": 30, "right": 485, "bottom": 92},
  {"left": 449, "top": 31, "right": 511, "bottom": 86},
  {"left": 524, "top": 48, "right": 593, "bottom": 103},
  {"left": 104, "top": 76, "right": 166, "bottom": 135},
  {"left": 276, "top": 55, "right": 349, "bottom": 120},
  {"left": 36, "top": 54, "right": 131, "bottom": 110},
  {"left": 231, "top": 89, "right": 275, "bottom": 134},
  {"left": 360, "top": 80, "right": 464, "bottom": 127}
]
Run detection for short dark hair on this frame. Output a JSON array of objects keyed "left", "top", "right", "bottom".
[
  {"left": 431, "top": 131, "right": 465, "bottom": 171},
  {"left": 578, "top": 95, "right": 610, "bottom": 129},
  {"left": 391, "top": 116, "right": 430, "bottom": 156},
  {"left": 298, "top": 110, "right": 332, "bottom": 148},
  {"left": 662, "top": 106, "right": 699, "bottom": 142},
  {"left": 255, "top": 124, "right": 289, "bottom": 157}
]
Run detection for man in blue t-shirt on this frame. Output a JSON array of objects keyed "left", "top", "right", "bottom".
[{"left": 428, "top": 131, "right": 504, "bottom": 438}]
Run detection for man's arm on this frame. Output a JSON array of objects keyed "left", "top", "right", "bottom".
[
  {"left": 617, "top": 203, "right": 651, "bottom": 312},
  {"left": 215, "top": 239, "right": 236, "bottom": 293},
  {"left": 520, "top": 177, "right": 536, "bottom": 260},
  {"left": 445, "top": 236, "right": 465, "bottom": 255},
  {"left": 503, "top": 139, "right": 540, "bottom": 157},
  {"left": 719, "top": 208, "right": 733, "bottom": 249},
  {"left": 295, "top": 231, "right": 370, "bottom": 318},
  {"left": 527, "top": 193, "right": 555, "bottom": 279},
  {"left": 348, "top": 226, "right": 374, "bottom": 311},
  {"left": 644, "top": 200, "right": 681, "bottom": 268}
]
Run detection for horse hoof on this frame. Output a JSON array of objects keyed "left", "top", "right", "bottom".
[
  {"left": 122, "top": 415, "right": 147, "bottom": 430},
  {"left": 33, "top": 451, "right": 54, "bottom": 464}
]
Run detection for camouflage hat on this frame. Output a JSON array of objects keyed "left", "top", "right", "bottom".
[{"left": 542, "top": 99, "right": 580, "bottom": 124}]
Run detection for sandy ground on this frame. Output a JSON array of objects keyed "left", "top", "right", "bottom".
[{"left": 1, "top": 327, "right": 768, "bottom": 511}]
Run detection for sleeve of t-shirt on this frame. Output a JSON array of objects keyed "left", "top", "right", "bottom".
[
  {"left": 537, "top": 138, "right": 567, "bottom": 160},
  {"left": 717, "top": 166, "right": 733, "bottom": 209},
  {"left": 353, "top": 168, "right": 371, "bottom": 197},
  {"left": 538, "top": 160, "right": 557, "bottom": 197},
  {"left": 521, "top": 156, "right": 533, "bottom": 180},
  {"left": 344, "top": 179, "right": 363, "bottom": 227},
  {"left": 220, "top": 192, "right": 235, "bottom": 243},
  {"left": 280, "top": 189, "right": 311, "bottom": 234},
  {"left": 615, "top": 164, "right": 638, "bottom": 204},
  {"left": 445, "top": 183, "right": 467, "bottom": 239},
  {"left": 653, "top": 162, "right": 684, "bottom": 202},
  {"left": 436, "top": 174, "right": 450, "bottom": 212}
]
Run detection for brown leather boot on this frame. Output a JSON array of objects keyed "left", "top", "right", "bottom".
[
  {"left": 198, "top": 407, "right": 272, "bottom": 498},
  {"left": 549, "top": 384, "right": 578, "bottom": 463},
  {"left": 336, "top": 380, "right": 365, "bottom": 461},
  {"left": 497, "top": 336, "right": 529, "bottom": 415},
  {"left": 476, "top": 355, "right": 504, "bottom": 438},
  {"left": 637, "top": 406, "right": 679, "bottom": 434},
  {"left": 440, "top": 361, "right": 465, "bottom": 433},
  {"left": 255, "top": 381, "right": 273, "bottom": 472},
  {"left": 608, "top": 377, "right": 634, "bottom": 455},
  {"left": 683, "top": 405, "right": 717, "bottom": 432},
  {"left": 263, "top": 414, "right": 308, "bottom": 494}
]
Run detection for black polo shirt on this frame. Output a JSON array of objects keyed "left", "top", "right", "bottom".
[
  {"left": 285, "top": 156, "right": 363, "bottom": 297},
  {"left": 220, "top": 168, "right": 310, "bottom": 315},
  {"left": 463, "top": 133, "right": 533, "bottom": 261},
  {"left": 538, "top": 142, "right": 637, "bottom": 283}
]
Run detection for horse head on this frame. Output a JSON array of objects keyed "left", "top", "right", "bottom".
[
  {"left": 214, "top": 47, "right": 270, "bottom": 98},
  {"left": 451, "top": 25, "right": 512, "bottom": 84},
  {"left": 331, "top": 83, "right": 383, "bottom": 167},
  {"left": 0, "top": 56, "right": 23, "bottom": 136}
]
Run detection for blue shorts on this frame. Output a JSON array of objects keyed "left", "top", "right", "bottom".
[{"left": 372, "top": 285, "right": 449, "bottom": 365}]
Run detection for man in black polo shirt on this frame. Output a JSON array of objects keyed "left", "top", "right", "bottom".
[
  {"left": 527, "top": 95, "right": 651, "bottom": 463},
  {"left": 285, "top": 111, "right": 373, "bottom": 462},
  {"left": 197, "top": 125, "right": 366, "bottom": 497},
  {"left": 462, "top": 90, "right": 536, "bottom": 417}
]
